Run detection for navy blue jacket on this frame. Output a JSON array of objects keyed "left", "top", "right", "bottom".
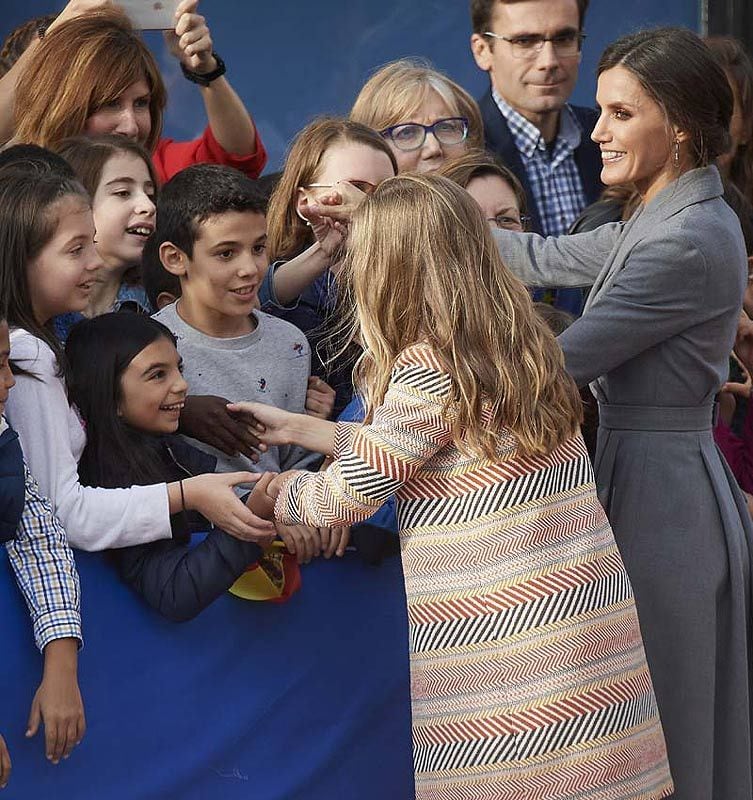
[
  {"left": 110, "top": 437, "right": 262, "bottom": 623},
  {"left": 479, "top": 88, "right": 604, "bottom": 234},
  {"left": 0, "top": 425, "right": 26, "bottom": 543}
]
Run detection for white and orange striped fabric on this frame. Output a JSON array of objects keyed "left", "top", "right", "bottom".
[{"left": 275, "top": 344, "right": 672, "bottom": 800}]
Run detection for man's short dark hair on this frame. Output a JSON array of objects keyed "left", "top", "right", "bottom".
[
  {"left": 470, "top": 0, "right": 590, "bottom": 35},
  {"left": 154, "top": 164, "right": 267, "bottom": 259}
]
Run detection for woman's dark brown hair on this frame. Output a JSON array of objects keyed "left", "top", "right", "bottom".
[{"left": 598, "top": 27, "right": 732, "bottom": 168}]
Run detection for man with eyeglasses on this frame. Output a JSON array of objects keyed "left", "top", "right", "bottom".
[{"left": 470, "top": 0, "right": 602, "bottom": 315}]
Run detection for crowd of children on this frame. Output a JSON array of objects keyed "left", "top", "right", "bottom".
[{"left": 1, "top": 2, "right": 753, "bottom": 799}]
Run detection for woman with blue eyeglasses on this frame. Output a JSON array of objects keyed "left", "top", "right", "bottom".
[{"left": 351, "top": 59, "right": 483, "bottom": 173}]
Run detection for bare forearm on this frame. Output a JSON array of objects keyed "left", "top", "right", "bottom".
[
  {"left": 273, "top": 243, "right": 331, "bottom": 305},
  {"left": 200, "top": 76, "right": 257, "bottom": 155},
  {"left": 287, "top": 413, "right": 337, "bottom": 456},
  {"left": 42, "top": 638, "right": 78, "bottom": 677}
]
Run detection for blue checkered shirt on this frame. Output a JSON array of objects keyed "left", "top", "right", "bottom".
[
  {"left": 4, "top": 425, "right": 82, "bottom": 651},
  {"left": 492, "top": 89, "right": 587, "bottom": 235}
]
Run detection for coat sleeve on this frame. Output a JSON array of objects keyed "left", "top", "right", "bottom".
[
  {"left": 493, "top": 223, "right": 622, "bottom": 287},
  {"left": 113, "top": 531, "right": 262, "bottom": 623},
  {"left": 274, "top": 346, "right": 455, "bottom": 528},
  {"left": 557, "top": 230, "right": 713, "bottom": 387}
]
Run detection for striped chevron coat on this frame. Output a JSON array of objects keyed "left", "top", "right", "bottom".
[{"left": 275, "top": 344, "right": 672, "bottom": 800}]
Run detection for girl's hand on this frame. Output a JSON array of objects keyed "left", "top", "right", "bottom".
[
  {"left": 180, "top": 472, "right": 276, "bottom": 542},
  {"left": 0, "top": 734, "right": 10, "bottom": 789},
  {"left": 320, "top": 526, "right": 350, "bottom": 559},
  {"left": 275, "top": 524, "right": 322, "bottom": 564},
  {"left": 180, "top": 395, "right": 261, "bottom": 460},
  {"left": 164, "top": 0, "right": 215, "bottom": 73},
  {"left": 26, "top": 639, "right": 84, "bottom": 765},
  {"left": 226, "top": 402, "right": 296, "bottom": 447},
  {"left": 305, "top": 377, "right": 336, "bottom": 420}
]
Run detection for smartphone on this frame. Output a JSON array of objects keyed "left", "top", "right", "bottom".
[{"left": 117, "top": 0, "right": 180, "bottom": 30}]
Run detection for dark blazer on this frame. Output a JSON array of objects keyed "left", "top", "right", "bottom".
[
  {"left": 479, "top": 88, "right": 603, "bottom": 235},
  {"left": 0, "top": 424, "right": 25, "bottom": 543}
]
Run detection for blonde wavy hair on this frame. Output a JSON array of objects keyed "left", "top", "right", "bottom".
[
  {"left": 350, "top": 59, "right": 484, "bottom": 151},
  {"left": 14, "top": 9, "right": 166, "bottom": 153},
  {"left": 343, "top": 173, "right": 582, "bottom": 459}
]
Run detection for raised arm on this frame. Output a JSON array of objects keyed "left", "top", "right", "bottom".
[
  {"left": 492, "top": 223, "right": 622, "bottom": 288},
  {"left": 166, "top": 0, "right": 260, "bottom": 158},
  {"left": 268, "top": 347, "right": 455, "bottom": 529}
]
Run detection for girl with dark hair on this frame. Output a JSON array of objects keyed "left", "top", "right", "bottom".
[
  {"left": 52, "top": 135, "right": 158, "bottom": 340},
  {"left": 0, "top": 168, "right": 275, "bottom": 553},
  {"left": 494, "top": 26, "right": 753, "bottom": 799},
  {"left": 65, "top": 313, "right": 274, "bottom": 621}
]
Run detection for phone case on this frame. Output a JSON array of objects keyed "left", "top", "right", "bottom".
[{"left": 118, "top": 0, "right": 180, "bottom": 30}]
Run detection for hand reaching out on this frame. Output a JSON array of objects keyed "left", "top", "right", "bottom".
[
  {"left": 163, "top": 0, "right": 215, "bottom": 73},
  {"left": 180, "top": 396, "right": 261, "bottom": 461}
]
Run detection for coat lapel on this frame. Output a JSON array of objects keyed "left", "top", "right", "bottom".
[{"left": 584, "top": 167, "right": 724, "bottom": 311}]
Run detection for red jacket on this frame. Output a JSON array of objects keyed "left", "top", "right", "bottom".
[{"left": 152, "top": 123, "right": 267, "bottom": 183}]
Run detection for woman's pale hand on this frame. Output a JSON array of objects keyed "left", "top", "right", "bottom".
[
  {"left": 181, "top": 472, "right": 276, "bottom": 542},
  {"left": 244, "top": 472, "right": 277, "bottom": 523},
  {"left": 226, "top": 402, "right": 296, "bottom": 447},
  {"left": 275, "top": 524, "right": 322, "bottom": 564},
  {"left": 164, "top": 0, "right": 215, "bottom": 72},
  {"left": 320, "top": 526, "right": 350, "bottom": 558}
]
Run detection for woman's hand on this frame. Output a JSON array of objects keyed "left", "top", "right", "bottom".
[
  {"left": 733, "top": 314, "right": 753, "bottom": 377},
  {"left": 180, "top": 396, "right": 261, "bottom": 460},
  {"left": 244, "top": 472, "right": 277, "bottom": 522},
  {"left": 164, "top": 0, "right": 215, "bottom": 72},
  {"left": 0, "top": 734, "right": 10, "bottom": 789},
  {"left": 179, "top": 472, "right": 276, "bottom": 542},
  {"left": 226, "top": 402, "right": 296, "bottom": 448},
  {"left": 305, "top": 377, "right": 336, "bottom": 420},
  {"left": 26, "top": 639, "right": 84, "bottom": 765}
]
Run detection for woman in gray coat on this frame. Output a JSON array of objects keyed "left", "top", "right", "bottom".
[{"left": 495, "top": 27, "right": 753, "bottom": 800}]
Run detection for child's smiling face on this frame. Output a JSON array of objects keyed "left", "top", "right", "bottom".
[
  {"left": 118, "top": 336, "right": 188, "bottom": 435},
  {"left": 165, "top": 210, "right": 268, "bottom": 338}
]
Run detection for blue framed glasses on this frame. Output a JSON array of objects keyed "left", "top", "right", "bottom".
[{"left": 381, "top": 117, "right": 469, "bottom": 151}]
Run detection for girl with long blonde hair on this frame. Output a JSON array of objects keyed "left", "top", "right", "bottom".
[{"left": 231, "top": 173, "right": 672, "bottom": 800}]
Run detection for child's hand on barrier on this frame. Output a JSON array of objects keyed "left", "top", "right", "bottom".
[
  {"left": 305, "top": 376, "right": 336, "bottom": 420},
  {"left": 26, "top": 638, "right": 85, "bottom": 765},
  {"left": 0, "top": 734, "right": 10, "bottom": 789},
  {"left": 180, "top": 396, "right": 262, "bottom": 460}
]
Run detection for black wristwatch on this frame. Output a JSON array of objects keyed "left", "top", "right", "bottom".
[{"left": 180, "top": 52, "right": 226, "bottom": 87}]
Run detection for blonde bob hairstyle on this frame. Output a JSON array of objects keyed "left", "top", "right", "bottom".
[
  {"left": 350, "top": 59, "right": 484, "bottom": 151},
  {"left": 343, "top": 173, "right": 582, "bottom": 459},
  {"left": 14, "top": 9, "right": 166, "bottom": 153},
  {"left": 266, "top": 116, "right": 398, "bottom": 263}
]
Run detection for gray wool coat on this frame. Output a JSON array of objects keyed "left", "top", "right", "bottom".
[{"left": 495, "top": 165, "right": 753, "bottom": 800}]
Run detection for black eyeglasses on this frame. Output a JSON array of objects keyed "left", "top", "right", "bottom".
[
  {"left": 381, "top": 117, "right": 469, "bottom": 152},
  {"left": 483, "top": 31, "right": 586, "bottom": 59},
  {"left": 486, "top": 213, "right": 530, "bottom": 231}
]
